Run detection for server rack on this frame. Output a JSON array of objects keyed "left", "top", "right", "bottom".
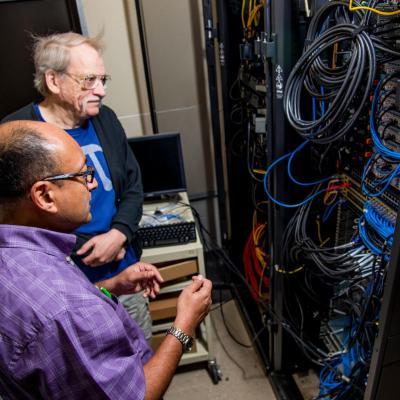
[{"left": 204, "top": 1, "right": 400, "bottom": 399}]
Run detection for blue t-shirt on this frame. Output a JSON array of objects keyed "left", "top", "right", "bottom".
[
  {"left": 34, "top": 104, "right": 138, "bottom": 282},
  {"left": 66, "top": 120, "right": 117, "bottom": 236}
]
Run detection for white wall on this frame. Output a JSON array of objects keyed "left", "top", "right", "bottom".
[{"left": 81, "top": 0, "right": 152, "bottom": 136}]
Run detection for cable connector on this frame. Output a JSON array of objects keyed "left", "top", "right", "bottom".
[
  {"left": 254, "top": 32, "right": 276, "bottom": 60},
  {"left": 340, "top": 374, "right": 351, "bottom": 384}
]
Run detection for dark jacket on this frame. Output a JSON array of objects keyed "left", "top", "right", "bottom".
[{"left": 2, "top": 103, "right": 143, "bottom": 258}]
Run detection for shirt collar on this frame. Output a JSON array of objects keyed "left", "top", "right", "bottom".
[{"left": 0, "top": 225, "right": 76, "bottom": 258}]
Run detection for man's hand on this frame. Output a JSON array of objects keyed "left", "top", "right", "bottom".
[
  {"left": 97, "top": 262, "right": 164, "bottom": 297},
  {"left": 173, "top": 275, "right": 212, "bottom": 337},
  {"left": 76, "top": 229, "right": 127, "bottom": 266},
  {"left": 142, "top": 275, "right": 212, "bottom": 400}
]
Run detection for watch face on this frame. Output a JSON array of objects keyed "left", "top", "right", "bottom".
[{"left": 184, "top": 337, "right": 194, "bottom": 352}]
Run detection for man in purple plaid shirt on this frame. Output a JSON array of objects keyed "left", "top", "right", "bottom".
[{"left": 0, "top": 120, "right": 212, "bottom": 399}]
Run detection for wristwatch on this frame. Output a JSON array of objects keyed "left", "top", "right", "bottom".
[{"left": 166, "top": 326, "right": 194, "bottom": 352}]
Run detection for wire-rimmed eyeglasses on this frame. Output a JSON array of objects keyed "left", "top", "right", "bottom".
[{"left": 64, "top": 72, "right": 111, "bottom": 90}]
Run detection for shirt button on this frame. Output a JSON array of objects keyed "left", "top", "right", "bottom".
[{"left": 66, "top": 256, "right": 75, "bottom": 265}]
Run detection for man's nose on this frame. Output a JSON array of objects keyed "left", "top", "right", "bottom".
[{"left": 93, "top": 81, "right": 106, "bottom": 97}]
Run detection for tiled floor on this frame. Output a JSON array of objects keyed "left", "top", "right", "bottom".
[
  {"left": 165, "top": 300, "right": 276, "bottom": 400},
  {"left": 293, "top": 369, "right": 320, "bottom": 400}
]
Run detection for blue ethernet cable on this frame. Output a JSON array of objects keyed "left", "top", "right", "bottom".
[
  {"left": 363, "top": 202, "right": 394, "bottom": 246},
  {"left": 263, "top": 151, "right": 330, "bottom": 208},
  {"left": 264, "top": 90, "right": 335, "bottom": 208},
  {"left": 322, "top": 198, "right": 346, "bottom": 223}
]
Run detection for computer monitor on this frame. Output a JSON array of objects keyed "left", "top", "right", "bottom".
[{"left": 128, "top": 132, "right": 187, "bottom": 198}]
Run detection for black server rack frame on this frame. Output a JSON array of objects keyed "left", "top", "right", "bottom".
[{"left": 203, "top": 0, "right": 400, "bottom": 399}]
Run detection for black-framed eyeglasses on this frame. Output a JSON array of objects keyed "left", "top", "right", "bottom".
[
  {"left": 42, "top": 166, "right": 95, "bottom": 186},
  {"left": 64, "top": 72, "right": 111, "bottom": 90}
]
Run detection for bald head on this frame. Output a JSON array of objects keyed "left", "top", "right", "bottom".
[{"left": 0, "top": 120, "right": 81, "bottom": 202}]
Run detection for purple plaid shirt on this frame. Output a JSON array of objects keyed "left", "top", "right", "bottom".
[{"left": 0, "top": 225, "right": 152, "bottom": 399}]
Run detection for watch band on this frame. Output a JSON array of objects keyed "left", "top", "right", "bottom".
[{"left": 166, "top": 326, "right": 194, "bottom": 352}]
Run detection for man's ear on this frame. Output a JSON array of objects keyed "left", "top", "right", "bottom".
[
  {"left": 44, "top": 70, "right": 61, "bottom": 95},
  {"left": 30, "top": 181, "right": 58, "bottom": 214}
]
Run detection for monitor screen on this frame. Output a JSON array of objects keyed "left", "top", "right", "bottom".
[{"left": 128, "top": 133, "right": 187, "bottom": 198}]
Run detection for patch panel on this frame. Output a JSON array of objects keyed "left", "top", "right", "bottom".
[
  {"left": 342, "top": 175, "right": 366, "bottom": 212},
  {"left": 382, "top": 138, "right": 400, "bottom": 152},
  {"left": 364, "top": 178, "right": 400, "bottom": 210},
  {"left": 320, "top": 317, "right": 351, "bottom": 356},
  {"left": 378, "top": 125, "right": 400, "bottom": 142},
  {"left": 383, "top": 61, "right": 400, "bottom": 75},
  {"left": 381, "top": 96, "right": 397, "bottom": 111},
  {"left": 381, "top": 109, "right": 400, "bottom": 126},
  {"left": 370, "top": 198, "right": 397, "bottom": 224}
]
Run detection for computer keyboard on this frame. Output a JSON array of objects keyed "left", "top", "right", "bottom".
[{"left": 137, "top": 222, "right": 197, "bottom": 248}]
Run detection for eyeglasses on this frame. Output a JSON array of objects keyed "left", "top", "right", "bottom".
[
  {"left": 64, "top": 72, "right": 111, "bottom": 90},
  {"left": 42, "top": 165, "right": 95, "bottom": 186}
]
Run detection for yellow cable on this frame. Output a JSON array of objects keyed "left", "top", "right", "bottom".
[
  {"left": 349, "top": 0, "right": 400, "bottom": 16},
  {"left": 248, "top": 2, "right": 264, "bottom": 29},
  {"left": 256, "top": 200, "right": 268, "bottom": 207},
  {"left": 320, "top": 237, "right": 331, "bottom": 247},
  {"left": 316, "top": 217, "right": 330, "bottom": 247},
  {"left": 252, "top": 211, "right": 257, "bottom": 242},
  {"left": 250, "top": 214, "right": 268, "bottom": 298},
  {"left": 332, "top": 42, "right": 338, "bottom": 69},
  {"left": 248, "top": 0, "right": 253, "bottom": 28},
  {"left": 241, "top": 0, "right": 246, "bottom": 29},
  {"left": 252, "top": 211, "right": 267, "bottom": 269},
  {"left": 323, "top": 178, "right": 340, "bottom": 205},
  {"left": 248, "top": 4, "right": 259, "bottom": 26},
  {"left": 275, "top": 265, "right": 304, "bottom": 274},
  {"left": 254, "top": 225, "right": 267, "bottom": 265},
  {"left": 324, "top": 191, "right": 338, "bottom": 206}
]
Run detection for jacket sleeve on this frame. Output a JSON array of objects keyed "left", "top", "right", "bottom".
[
  {"left": 99, "top": 107, "right": 144, "bottom": 244},
  {"left": 111, "top": 138, "right": 144, "bottom": 243},
  {"left": 1, "top": 103, "right": 39, "bottom": 123}
]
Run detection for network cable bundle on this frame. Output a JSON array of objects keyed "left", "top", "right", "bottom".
[
  {"left": 227, "top": 0, "right": 270, "bottom": 305},
  {"left": 260, "top": 1, "right": 400, "bottom": 398},
  {"left": 204, "top": 0, "right": 400, "bottom": 398}
]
